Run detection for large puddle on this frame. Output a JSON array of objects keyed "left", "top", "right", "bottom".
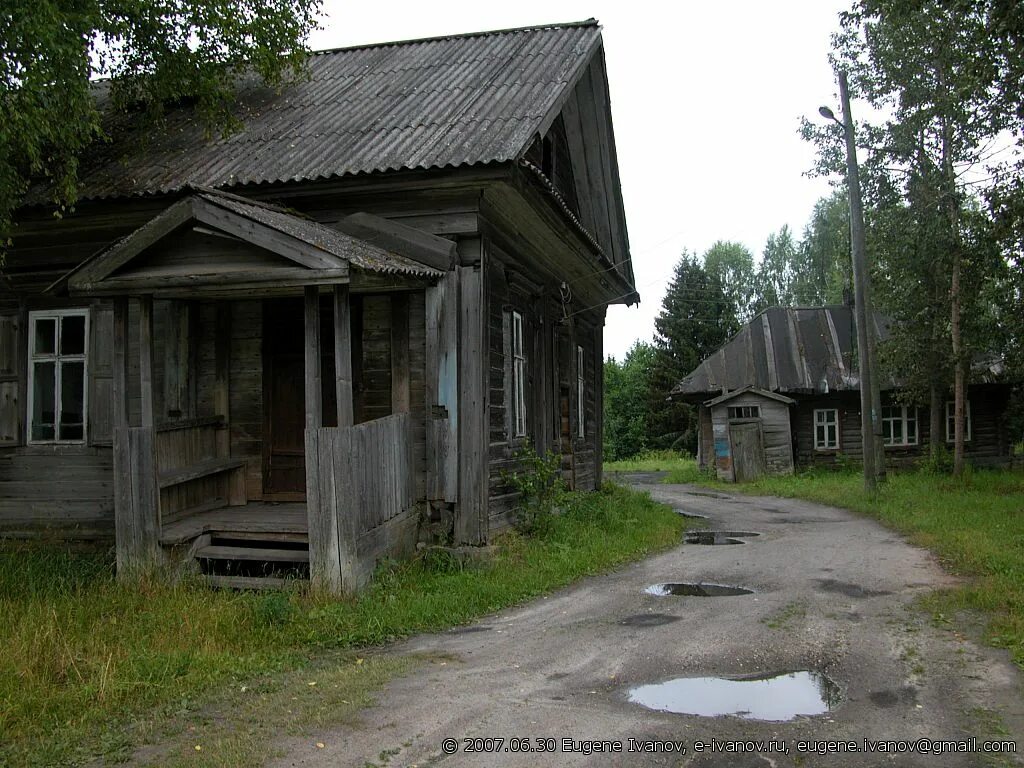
[
  {"left": 628, "top": 671, "right": 839, "bottom": 721},
  {"left": 684, "top": 530, "right": 760, "bottom": 545},
  {"left": 645, "top": 583, "right": 753, "bottom": 597}
]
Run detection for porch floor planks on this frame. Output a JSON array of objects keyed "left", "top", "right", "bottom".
[{"left": 160, "top": 502, "right": 308, "bottom": 546}]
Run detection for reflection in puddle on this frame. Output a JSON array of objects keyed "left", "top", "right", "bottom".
[
  {"left": 645, "top": 583, "right": 753, "bottom": 597},
  {"left": 684, "top": 530, "right": 759, "bottom": 545},
  {"left": 628, "top": 671, "right": 839, "bottom": 721}
]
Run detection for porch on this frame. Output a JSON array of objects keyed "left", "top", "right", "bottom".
[{"left": 55, "top": 189, "right": 456, "bottom": 593}]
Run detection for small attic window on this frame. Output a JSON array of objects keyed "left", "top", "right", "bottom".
[{"left": 727, "top": 405, "right": 760, "bottom": 420}]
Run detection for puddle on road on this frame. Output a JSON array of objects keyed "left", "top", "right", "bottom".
[
  {"left": 687, "top": 491, "right": 730, "bottom": 499},
  {"left": 684, "top": 530, "right": 760, "bottom": 545},
  {"left": 628, "top": 670, "right": 839, "bottom": 721},
  {"left": 645, "top": 583, "right": 753, "bottom": 597}
]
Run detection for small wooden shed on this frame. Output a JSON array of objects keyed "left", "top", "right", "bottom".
[{"left": 701, "top": 387, "right": 795, "bottom": 482}]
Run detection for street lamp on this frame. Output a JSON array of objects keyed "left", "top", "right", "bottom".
[{"left": 821, "top": 71, "right": 885, "bottom": 491}]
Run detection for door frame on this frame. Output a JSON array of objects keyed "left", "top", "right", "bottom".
[{"left": 262, "top": 298, "right": 307, "bottom": 502}]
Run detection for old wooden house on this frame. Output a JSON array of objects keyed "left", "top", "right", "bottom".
[
  {"left": 0, "top": 21, "right": 636, "bottom": 591},
  {"left": 674, "top": 306, "right": 1013, "bottom": 481}
]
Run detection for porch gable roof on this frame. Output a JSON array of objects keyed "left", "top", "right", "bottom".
[{"left": 53, "top": 188, "right": 443, "bottom": 297}]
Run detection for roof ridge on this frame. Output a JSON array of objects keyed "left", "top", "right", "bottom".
[{"left": 309, "top": 18, "right": 599, "bottom": 57}]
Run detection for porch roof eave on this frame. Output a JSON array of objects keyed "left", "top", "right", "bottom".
[{"left": 45, "top": 187, "right": 445, "bottom": 299}]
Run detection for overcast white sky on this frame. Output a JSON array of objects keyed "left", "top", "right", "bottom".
[{"left": 309, "top": 1, "right": 850, "bottom": 360}]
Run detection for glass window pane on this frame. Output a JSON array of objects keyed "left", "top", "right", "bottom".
[
  {"left": 60, "top": 361, "right": 85, "bottom": 431},
  {"left": 33, "top": 362, "right": 56, "bottom": 440},
  {"left": 34, "top": 318, "right": 56, "bottom": 356},
  {"left": 60, "top": 315, "right": 86, "bottom": 355}
]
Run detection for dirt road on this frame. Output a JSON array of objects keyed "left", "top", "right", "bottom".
[{"left": 272, "top": 482, "right": 1024, "bottom": 767}]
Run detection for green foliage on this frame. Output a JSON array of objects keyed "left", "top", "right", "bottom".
[
  {"left": 703, "top": 240, "right": 757, "bottom": 321},
  {"left": 0, "top": 0, "right": 322, "bottom": 239},
  {"left": 604, "top": 449, "right": 692, "bottom": 473},
  {"left": 799, "top": 0, "right": 1024, "bottom": 470},
  {"left": 794, "top": 191, "right": 853, "bottom": 305},
  {"left": 603, "top": 341, "right": 655, "bottom": 460},
  {"left": 752, "top": 225, "right": 798, "bottom": 312},
  {"left": 500, "top": 442, "right": 568, "bottom": 535},
  {"left": 648, "top": 250, "right": 739, "bottom": 453},
  {"left": 0, "top": 485, "right": 683, "bottom": 766}
]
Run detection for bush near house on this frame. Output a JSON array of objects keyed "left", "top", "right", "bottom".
[{"left": 0, "top": 483, "right": 683, "bottom": 767}]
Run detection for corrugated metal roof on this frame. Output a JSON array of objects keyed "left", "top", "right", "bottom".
[
  {"left": 43, "top": 21, "right": 603, "bottom": 204},
  {"left": 674, "top": 306, "right": 890, "bottom": 397}
]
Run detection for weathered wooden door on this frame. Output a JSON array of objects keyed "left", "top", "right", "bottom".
[
  {"left": 263, "top": 298, "right": 339, "bottom": 499},
  {"left": 729, "top": 422, "right": 766, "bottom": 482}
]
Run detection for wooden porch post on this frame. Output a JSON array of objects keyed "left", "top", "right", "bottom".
[
  {"left": 139, "top": 296, "right": 155, "bottom": 428},
  {"left": 304, "top": 286, "right": 322, "bottom": 430},
  {"left": 333, "top": 284, "right": 354, "bottom": 427},
  {"left": 113, "top": 296, "right": 161, "bottom": 577},
  {"left": 305, "top": 285, "right": 343, "bottom": 593},
  {"left": 391, "top": 293, "right": 410, "bottom": 414},
  {"left": 213, "top": 303, "right": 231, "bottom": 457}
]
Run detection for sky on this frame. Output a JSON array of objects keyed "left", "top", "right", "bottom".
[{"left": 308, "top": 0, "right": 851, "bottom": 360}]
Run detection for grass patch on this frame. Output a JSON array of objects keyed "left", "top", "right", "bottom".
[
  {"left": 605, "top": 449, "right": 698, "bottom": 475},
  {"left": 0, "top": 483, "right": 682, "bottom": 767},
  {"left": 132, "top": 653, "right": 416, "bottom": 768},
  {"left": 668, "top": 456, "right": 1024, "bottom": 669}
]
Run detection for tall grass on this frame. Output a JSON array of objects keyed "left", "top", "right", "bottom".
[{"left": 0, "top": 483, "right": 682, "bottom": 767}]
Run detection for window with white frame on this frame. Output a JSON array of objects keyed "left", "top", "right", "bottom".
[
  {"left": 28, "top": 310, "right": 89, "bottom": 443},
  {"left": 945, "top": 400, "right": 972, "bottom": 442},
  {"left": 814, "top": 408, "right": 839, "bottom": 450},
  {"left": 576, "top": 345, "right": 585, "bottom": 438},
  {"left": 882, "top": 405, "right": 917, "bottom": 447},
  {"left": 511, "top": 311, "right": 526, "bottom": 437}
]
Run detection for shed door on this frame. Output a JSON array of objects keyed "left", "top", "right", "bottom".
[{"left": 729, "top": 421, "right": 766, "bottom": 482}]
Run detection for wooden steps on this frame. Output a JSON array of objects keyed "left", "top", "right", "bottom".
[
  {"left": 196, "top": 544, "right": 309, "bottom": 563},
  {"left": 203, "top": 574, "right": 293, "bottom": 590},
  {"left": 187, "top": 526, "right": 311, "bottom": 590}
]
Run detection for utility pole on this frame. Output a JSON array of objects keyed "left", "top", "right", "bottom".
[{"left": 822, "top": 71, "right": 885, "bottom": 491}]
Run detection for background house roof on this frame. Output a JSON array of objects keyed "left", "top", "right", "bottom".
[
  {"left": 45, "top": 21, "right": 603, "bottom": 204},
  {"left": 674, "top": 306, "right": 889, "bottom": 398}
]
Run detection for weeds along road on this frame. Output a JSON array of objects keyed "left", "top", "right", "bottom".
[{"left": 271, "top": 481, "right": 1024, "bottom": 768}]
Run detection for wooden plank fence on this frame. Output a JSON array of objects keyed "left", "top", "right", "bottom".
[{"left": 306, "top": 412, "right": 417, "bottom": 594}]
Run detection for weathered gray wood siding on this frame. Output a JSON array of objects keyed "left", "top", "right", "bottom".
[
  {"left": 484, "top": 254, "right": 604, "bottom": 533},
  {"left": 710, "top": 392, "right": 794, "bottom": 479},
  {"left": 793, "top": 386, "right": 1011, "bottom": 468}
]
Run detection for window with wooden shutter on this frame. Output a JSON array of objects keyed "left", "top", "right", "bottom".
[{"left": 0, "top": 313, "right": 22, "bottom": 445}]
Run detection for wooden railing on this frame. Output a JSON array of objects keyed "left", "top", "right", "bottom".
[
  {"left": 113, "top": 415, "right": 245, "bottom": 571},
  {"left": 305, "top": 412, "right": 417, "bottom": 593},
  {"left": 154, "top": 417, "right": 245, "bottom": 522}
]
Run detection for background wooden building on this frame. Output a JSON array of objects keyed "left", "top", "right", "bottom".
[
  {"left": 676, "top": 306, "right": 1013, "bottom": 481},
  {"left": 0, "top": 21, "right": 636, "bottom": 592}
]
